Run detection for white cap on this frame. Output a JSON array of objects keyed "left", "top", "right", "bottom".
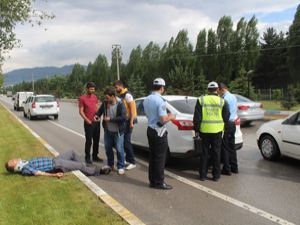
[
  {"left": 207, "top": 81, "right": 218, "bottom": 89},
  {"left": 153, "top": 78, "right": 166, "bottom": 86}
]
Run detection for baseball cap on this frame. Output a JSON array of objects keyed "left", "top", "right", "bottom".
[
  {"left": 153, "top": 78, "right": 166, "bottom": 86},
  {"left": 86, "top": 82, "right": 96, "bottom": 88},
  {"left": 207, "top": 81, "right": 218, "bottom": 89}
]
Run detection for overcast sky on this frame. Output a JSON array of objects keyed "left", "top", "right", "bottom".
[{"left": 3, "top": 0, "right": 299, "bottom": 73}]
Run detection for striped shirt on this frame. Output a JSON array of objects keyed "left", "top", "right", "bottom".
[{"left": 22, "top": 157, "right": 54, "bottom": 176}]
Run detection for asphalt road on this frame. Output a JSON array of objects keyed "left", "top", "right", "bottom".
[{"left": 1, "top": 96, "right": 300, "bottom": 225}]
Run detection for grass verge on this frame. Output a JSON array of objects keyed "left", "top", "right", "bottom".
[
  {"left": 261, "top": 101, "right": 300, "bottom": 111},
  {"left": 0, "top": 104, "right": 127, "bottom": 225}
]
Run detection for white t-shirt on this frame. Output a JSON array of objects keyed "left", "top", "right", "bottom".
[{"left": 125, "top": 93, "right": 134, "bottom": 103}]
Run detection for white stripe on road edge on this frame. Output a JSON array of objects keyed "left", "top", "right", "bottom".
[
  {"left": 48, "top": 120, "right": 296, "bottom": 225},
  {"left": 0, "top": 102, "right": 145, "bottom": 225}
]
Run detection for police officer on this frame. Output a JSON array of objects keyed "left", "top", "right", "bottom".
[
  {"left": 143, "top": 78, "right": 176, "bottom": 190},
  {"left": 193, "top": 81, "right": 229, "bottom": 181}
]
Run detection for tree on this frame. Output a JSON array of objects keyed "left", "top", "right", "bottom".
[
  {"left": 0, "top": 0, "right": 54, "bottom": 61},
  {"left": 288, "top": 4, "right": 300, "bottom": 83},
  {"left": 127, "top": 74, "right": 146, "bottom": 98},
  {"left": 204, "top": 29, "right": 219, "bottom": 81},
  {"left": 194, "top": 29, "right": 206, "bottom": 76}
]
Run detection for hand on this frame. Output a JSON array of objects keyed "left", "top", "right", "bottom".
[
  {"left": 56, "top": 172, "right": 64, "bottom": 178},
  {"left": 168, "top": 113, "right": 176, "bottom": 120},
  {"left": 94, "top": 115, "right": 99, "bottom": 121},
  {"left": 86, "top": 119, "right": 92, "bottom": 124},
  {"left": 129, "top": 122, "right": 134, "bottom": 129},
  {"left": 103, "top": 116, "right": 110, "bottom": 121}
]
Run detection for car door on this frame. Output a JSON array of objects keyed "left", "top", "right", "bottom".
[
  {"left": 282, "top": 112, "right": 300, "bottom": 158},
  {"left": 23, "top": 97, "right": 31, "bottom": 114},
  {"left": 131, "top": 99, "right": 149, "bottom": 148}
]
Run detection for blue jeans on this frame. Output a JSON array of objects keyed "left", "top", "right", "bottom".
[
  {"left": 124, "top": 121, "right": 135, "bottom": 164},
  {"left": 104, "top": 129, "right": 125, "bottom": 169}
]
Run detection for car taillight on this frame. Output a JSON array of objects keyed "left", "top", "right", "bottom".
[
  {"left": 238, "top": 105, "right": 249, "bottom": 110},
  {"left": 32, "top": 101, "right": 36, "bottom": 109},
  {"left": 234, "top": 117, "right": 241, "bottom": 126},
  {"left": 171, "top": 119, "right": 193, "bottom": 130}
]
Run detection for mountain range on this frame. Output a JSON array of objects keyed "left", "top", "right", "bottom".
[{"left": 4, "top": 65, "right": 75, "bottom": 86}]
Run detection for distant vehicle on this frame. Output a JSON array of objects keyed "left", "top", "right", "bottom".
[
  {"left": 23, "top": 94, "right": 59, "bottom": 120},
  {"left": 131, "top": 95, "right": 243, "bottom": 160},
  {"left": 235, "top": 94, "right": 265, "bottom": 126},
  {"left": 6, "top": 91, "right": 13, "bottom": 97},
  {"left": 14, "top": 92, "right": 34, "bottom": 111},
  {"left": 257, "top": 110, "right": 300, "bottom": 161}
]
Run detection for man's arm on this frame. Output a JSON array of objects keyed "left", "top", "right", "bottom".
[
  {"left": 222, "top": 100, "right": 230, "bottom": 123},
  {"left": 193, "top": 100, "right": 202, "bottom": 133},
  {"left": 129, "top": 101, "right": 136, "bottom": 128},
  {"left": 79, "top": 106, "right": 92, "bottom": 124},
  {"left": 35, "top": 171, "right": 64, "bottom": 178}
]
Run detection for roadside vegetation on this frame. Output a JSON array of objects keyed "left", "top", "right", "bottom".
[
  {"left": 0, "top": 104, "right": 127, "bottom": 225},
  {"left": 261, "top": 101, "right": 300, "bottom": 111}
]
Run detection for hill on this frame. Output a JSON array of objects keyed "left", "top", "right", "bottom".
[{"left": 4, "top": 65, "right": 74, "bottom": 86}]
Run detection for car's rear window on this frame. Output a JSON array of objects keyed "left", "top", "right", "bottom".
[
  {"left": 235, "top": 95, "right": 253, "bottom": 103},
  {"left": 168, "top": 99, "right": 197, "bottom": 114},
  {"left": 35, "top": 96, "right": 56, "bottom": 102}
]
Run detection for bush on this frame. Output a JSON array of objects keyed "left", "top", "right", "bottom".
[{"left": 281, "top": 86, "right": 297, "bottom": 110}]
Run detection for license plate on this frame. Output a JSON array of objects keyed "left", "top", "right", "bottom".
[{"left": 40, "top": 105, "right": 53, "bottom": 108}]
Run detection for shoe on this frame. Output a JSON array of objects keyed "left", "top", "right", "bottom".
[
  {"left": 100, "top": 166, "right": 111, "bottom": 175},
  {"left": 153, "top": 183, "right": 173, "bottom": 190},
  {"left": 93, "top": 156, "right": 103, "bottom": 162},
  {"left": 231, "top": 168, "right": 239, "bottom": 174},
  {"left": 212, "top": 177, "right": 220, "bottom": 182},
  {"left": 199, "top": 176, "right": 206, "bottom": 181},
  {"left": 221, "top": 170, "right": 232, "bottom": 176},
  {"left": 118, "top": 168, "right": 125, "bottom": 175},
  {"left": 125, "top": 163, "right": 136, "bottom": 170},
  {"left": 149, "top": 183, "right": 156, "bottom": 188},
  {"left": 85, "top": 158, "right": 93, "bottom": 165},
  {"left": 125, "top": 161, "right": 130, "bottom": 167}
]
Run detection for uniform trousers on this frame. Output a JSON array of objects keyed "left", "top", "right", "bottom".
[{"left": 222, "top": 121, "right": 237, "bottom": 172}]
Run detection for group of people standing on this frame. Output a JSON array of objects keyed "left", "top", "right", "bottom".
[{"left": 79, "top": 81, "right": 137, "bottom": 175}]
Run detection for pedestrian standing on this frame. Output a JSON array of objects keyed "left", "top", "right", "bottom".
[
  {"left": 95, "top": 87, "right": 126, "bottom": 175},
  {"left": 218, "top": 83, "right": 238, "bottom": 175},
  {"left": 193, "top": 81, "right": 230, "bottom": 181},
  {"left": 79, "top": 82, "right": 102, "bottom": 164},
  {"left": 143, "top": 78, "right": 176, "bottom": 190},
  {"left": 114, "top": 80, "right": 137, "bottom": 170}
]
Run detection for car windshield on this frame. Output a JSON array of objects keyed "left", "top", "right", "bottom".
[
  {"left": 168, "top": 98, "right": 197, "bottom": 114},
  {"left": 35, "top": 96, "right": 56, "bottom": 102},
  {"left": 235, "top": 95, "right": 253, "bottom": 103}
]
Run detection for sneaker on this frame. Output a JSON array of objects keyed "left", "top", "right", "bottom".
[
  {"left": 118, "top": 168, "right": 125, "bottom": 175},
  {"left": 125, "top": 161, "right": 130, "bottom": 167},
  {"left": 100, "top": 166, "right": 111, "bottom": 175},
  {"left": 125, "top": 163, "right": 136, "bottom": 170},
  {"left": 93, "top": 156, "right": 103, "bottom": 162}
]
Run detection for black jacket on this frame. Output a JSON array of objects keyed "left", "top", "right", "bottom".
[
  {"left": 96, "top": 100, "right": 126, "bottom": 133},
  {"left": 193, "top": 93, "right": 230, "bottom": 133}
]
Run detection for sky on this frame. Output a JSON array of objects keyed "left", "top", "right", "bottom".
[{"left": 2, "top": 0, "right": 299, "bottom": 73}]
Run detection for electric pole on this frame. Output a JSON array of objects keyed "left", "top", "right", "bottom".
[
  {"left": 32, "top": 73, "right": 35, "bottom": 92},
  {"left": 112, "top": 44, "right": 121, "bottom": 80}
]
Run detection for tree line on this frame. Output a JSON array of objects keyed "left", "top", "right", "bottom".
[{"left": 5, "top": 5, "right": 300, "bottom": 106}]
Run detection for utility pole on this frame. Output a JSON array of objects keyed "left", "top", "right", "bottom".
[
  {"left": 112, "top": 44, "right": 121, "bottom": 80},
  {"left": 32, "top": 73, "right": 35, "bottom": 92}
]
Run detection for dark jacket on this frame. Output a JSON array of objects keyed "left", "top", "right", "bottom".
[
  {"left": 96, "top": 100, "right": 127, "bottom": 133},
  {"left": 193, "top": 93, "right": 230, "bottom": 133}
]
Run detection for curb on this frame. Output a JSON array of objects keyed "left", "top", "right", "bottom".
[{"left": 0, "top": 101, "right": 145, "bottom": 225}]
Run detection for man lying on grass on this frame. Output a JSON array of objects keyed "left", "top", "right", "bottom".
[{"left": 5, "top": 150, "right": 111, "bottom": 178}]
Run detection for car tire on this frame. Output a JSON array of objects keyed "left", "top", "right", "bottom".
[
  {"left": 259, "top": 135, "right": 280, "bottom": 161},
  {"left": 54, "top": 115, "right": 58, "bottom": 120},
  {"left": 28, "top": 112, "right": 35, "bottom": 120},
  {"left": 23, "top": 111, "right": 27, "bottom": 118}
]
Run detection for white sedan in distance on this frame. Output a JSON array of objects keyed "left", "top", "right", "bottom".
[
  {"left": 132, "top": 95, "right": 243, "bottom": 160},
  {"left": 257, "top": 110, "right": 300, "bottom": 160}
]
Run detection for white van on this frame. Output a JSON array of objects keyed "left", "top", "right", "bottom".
[{"left": 14, "top": 92, "right": 34, "bottom": 111}]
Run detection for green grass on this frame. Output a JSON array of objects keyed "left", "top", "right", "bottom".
[
  {"left": 0, "top": 104, "right": 127, "bottom": 225},
  {"left": 261, "top": 101, "right": 300, "bottom": 111}
]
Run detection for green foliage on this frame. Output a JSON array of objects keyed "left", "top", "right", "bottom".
[
  {"left": 229, "top": 68, "right": 256, "bottom": 98},
  {"left": 294, "top": 84, "right": 300, "bottom": 103},
  {"left": 281, "top": 85, "right": 297, "bottom": 110},
  {"left": 0, "top": 0, "right": 54, "bottom": 62},
  {"left": 127, "top": 74, "right": 146, "bottom": 98}
]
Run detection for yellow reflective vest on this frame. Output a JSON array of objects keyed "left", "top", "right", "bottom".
[{"left": 199, "top": 95, "right": 225, "bottom": 133}]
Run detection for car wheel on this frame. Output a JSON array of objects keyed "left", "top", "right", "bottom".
[
  {"left": 54, "top": 115, "right": 58, "bottom": 120},
  {"left": 23, "top": 111, "right": 27, "bottom": 118},
  {"left": 259, "top": 135, "right": 280, "bottom": 161},
  {"left": 28, "top": 112, "right": 35, "bottom": 120}
]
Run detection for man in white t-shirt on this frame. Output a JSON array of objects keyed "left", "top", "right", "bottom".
[{"left": 114, "top": 80, "right": 137, "bottom": 170}]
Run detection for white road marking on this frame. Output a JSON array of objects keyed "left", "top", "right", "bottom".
[{"left": 48, "top": 120, "right": 295, "bottom": 225}]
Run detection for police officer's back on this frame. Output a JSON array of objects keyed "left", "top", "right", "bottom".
[{"left": 193, "top": 81, "right": 229, "bottom": 181}]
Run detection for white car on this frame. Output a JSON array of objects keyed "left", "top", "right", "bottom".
[
  {"left": 23, "top": 94, "right": 59, "bottom": 120},
  {"left": 256, "top": 110, "right": 300, "bottom": 160},
  {"left": 132, "top": 95, "right": 243, "bottom": 159},
  {"left": 14, "top": 91, "right": 34, "bottom": 111}
]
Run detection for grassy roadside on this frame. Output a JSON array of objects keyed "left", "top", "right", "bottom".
[
  {"left": 0, "top": 104, "right": 127, "bottom": 225},
  {"left": 261, "top": 100, "right": 300, "bottom": 111}
]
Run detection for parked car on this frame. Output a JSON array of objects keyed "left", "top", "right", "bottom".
[
  {"left": 131, "top": 95, "right": 243, "bottom": 160},
  {"left": 23, "top": 94, "right": 59, "bottom": 120},
  {"left": 256, "top": 110, "right": 300, "bottom": 161},
  {"left": 235, "top": 94, "right": 265, "bottom": 126},
  {"left": 14, "top": 91, "right": 34, "bottom": 111}
]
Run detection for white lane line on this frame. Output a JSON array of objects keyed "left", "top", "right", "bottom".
[{"left": 48, "top": 120, "right": 295, "bottom": 225}]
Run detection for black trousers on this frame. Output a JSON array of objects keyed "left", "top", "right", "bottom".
[
  {"left": 222, "top": 122, "right": 237, "bottom": 172},
  {"left": 147, "top": 127, "right": 168, "bottom": 185},
  {"left": 84, "top": 121, "right": 100, "bottom": 159},
  {"left": 199, "top": 132, "right": 222, "bottom": 179}
]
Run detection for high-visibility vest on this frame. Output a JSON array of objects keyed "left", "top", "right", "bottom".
[{"left": 199, "top": 95, "right": 225, "bottom": 133}]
